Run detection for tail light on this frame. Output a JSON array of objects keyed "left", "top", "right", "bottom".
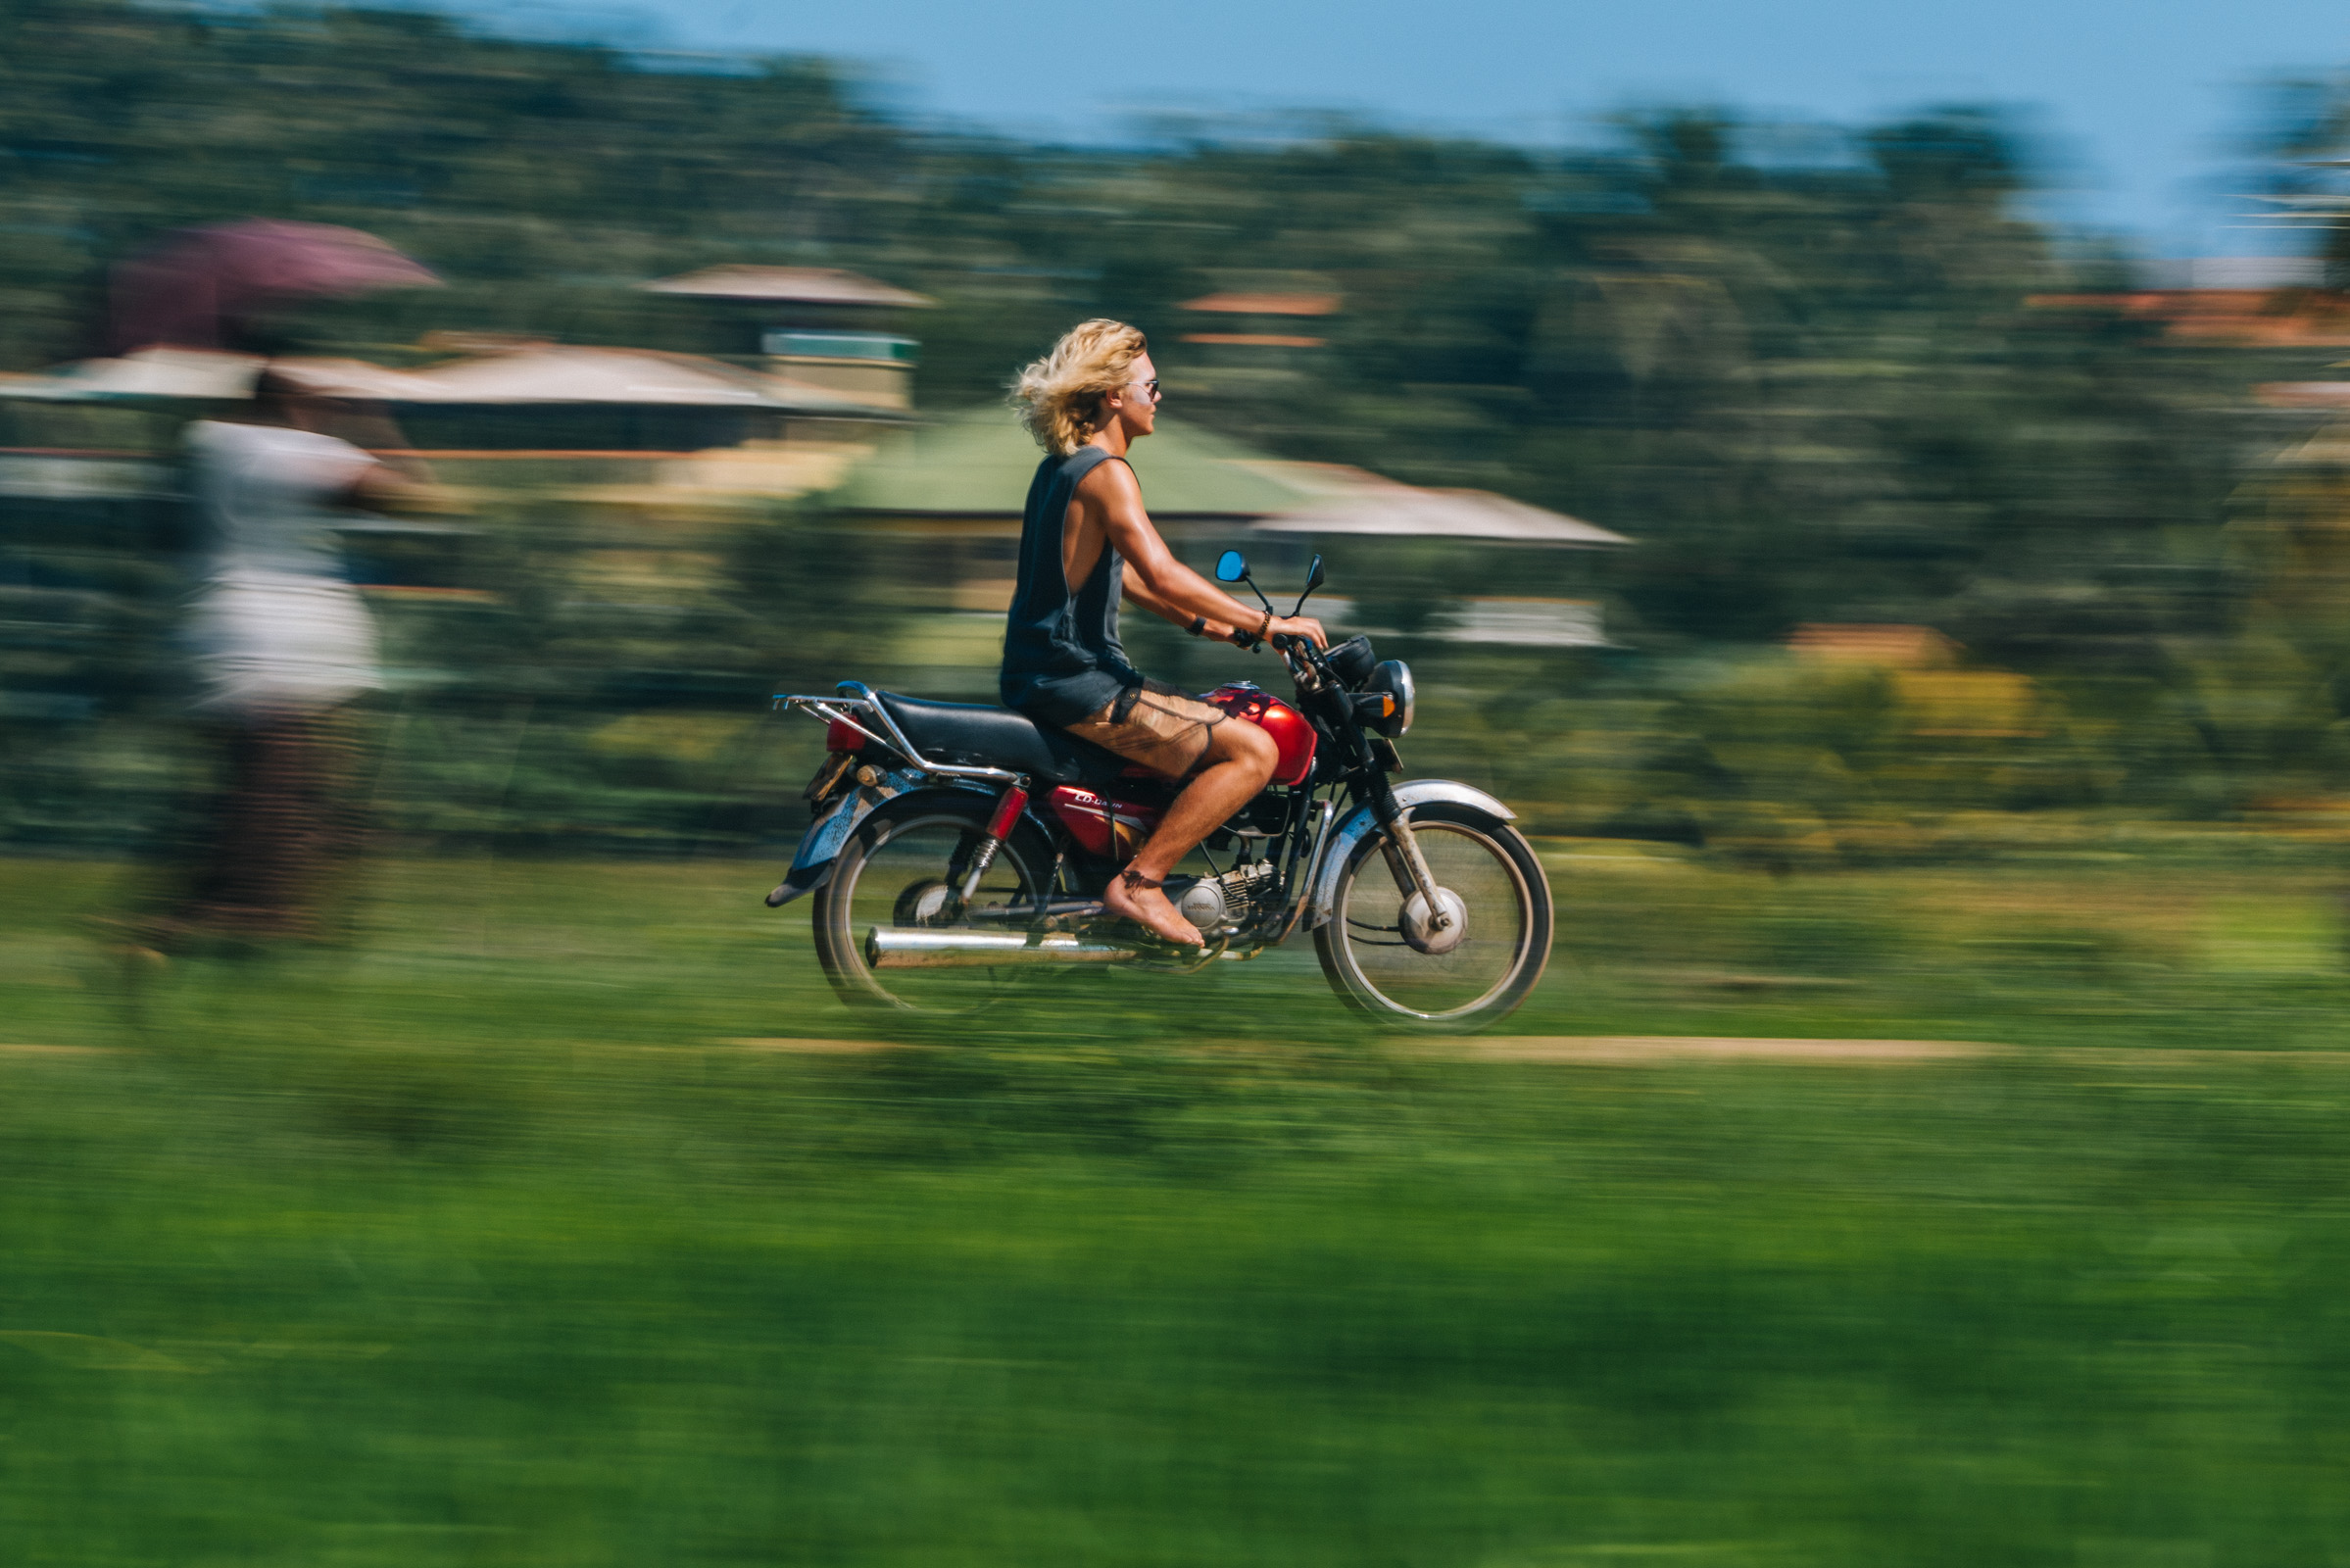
[{"left": 825, "top": 716, "right": 865, "bottom": 753}]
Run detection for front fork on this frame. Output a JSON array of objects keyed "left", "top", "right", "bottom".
[{"left": 1373, "top": 784, "right": 1450, "bottom": 930}]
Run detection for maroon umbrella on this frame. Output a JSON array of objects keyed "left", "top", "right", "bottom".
[{"left": 109, "top": 219, "right": 440, "bottom": 356}]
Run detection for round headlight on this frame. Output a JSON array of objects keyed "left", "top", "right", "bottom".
[{"left": 1368, "top": 660, "right": 1413, "bottom": 737}]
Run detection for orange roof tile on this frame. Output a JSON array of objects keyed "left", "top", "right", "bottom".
[
  {"left": 1179, "top": 332, "right": 1326, "bottom": 348},
  {"left": 2027, "top": 288, "right": 2350, "bottom": 347},
  {"left": 1177, "top": 292, "right": 1341, "bottom": 317},
  {"left": 1787, "top": 623, "right": 1961, "bottom": 668}
]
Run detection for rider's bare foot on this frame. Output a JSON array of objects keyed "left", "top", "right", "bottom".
[{"left": 1104, "top": 868, "right": 1203, "bottom": 948}]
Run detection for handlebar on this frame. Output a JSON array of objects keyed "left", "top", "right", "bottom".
[
  {"left": 1271, "top": 631, "right": 1324, "bottom": 669},
  {"left": 1269, "top": 631, "right": 1328, "bottom": 694}
]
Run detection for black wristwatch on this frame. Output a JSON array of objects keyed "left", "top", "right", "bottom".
[{"left": 1187, "top": 614, "right": 1207, "bottom": 638}]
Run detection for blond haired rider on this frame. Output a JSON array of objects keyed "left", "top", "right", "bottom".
[{"left": 1003, "top": 319, "right": 1326, "bottom": 948}]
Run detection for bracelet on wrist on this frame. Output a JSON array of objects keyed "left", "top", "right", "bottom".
[{"left": 1187, "top": 614, "right": 1207, "bottom": 638}]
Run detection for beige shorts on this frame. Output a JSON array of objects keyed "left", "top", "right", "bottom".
[{"left": 1063, "top": 681, "right": 1226, "bottom": 780}]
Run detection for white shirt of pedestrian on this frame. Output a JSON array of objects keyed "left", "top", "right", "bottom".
[{"left": 182, "top": 420, "right": 385, "bottom": 716}]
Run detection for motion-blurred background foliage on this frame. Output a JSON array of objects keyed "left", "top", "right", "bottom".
[{"left": 5, "top": 0, "right": 2348, "bottom": 860}]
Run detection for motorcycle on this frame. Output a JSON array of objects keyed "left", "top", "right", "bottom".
[{"left": 766, "top": 550, "right": 1552, "bottom": 1030}]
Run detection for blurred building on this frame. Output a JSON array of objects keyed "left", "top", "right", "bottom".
[
  {"left": 1177, "top": 289, "right": 1340, "bottom": 350},
  {"left": 2030, "top": 267, "right": 2350, "bottom": 348},
  {"left": 1248, "top": 465, "right": 1627, "bottom": 546},
  {"left": 641, "top": 265, "right": 932, "bottom": 412},
  {"left": 1787, "top": 624, "right": 1963, "bottom": 667},
  {"left": 280, "top": 340, "right": 898, "bottom": 491},
  {"left": 829, "top": 407, "right": 1321, "bottom": 663},
  {"left": 823, "top": 404, "right": 1630, "bottom": 681}
]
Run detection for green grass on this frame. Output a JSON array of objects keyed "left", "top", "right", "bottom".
[{"left": 9, "top": 847, "right": 2350, "bottom": 1565}]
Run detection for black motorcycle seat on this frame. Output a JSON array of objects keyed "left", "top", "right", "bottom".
[{"left": 874, "top": 692, "right": 1121, "bottom": 786}]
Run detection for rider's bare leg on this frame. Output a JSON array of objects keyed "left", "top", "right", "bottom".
[{"left": 1102, "top": 719, "right": 1277, "bottom": 947}]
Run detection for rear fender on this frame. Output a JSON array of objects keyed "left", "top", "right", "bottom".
[
  {"left": 1300, "top": 780, "right": 1517, "bottom": 930},
  {"left": 764, "top": 766, "right": 921, "bottom": 908}
]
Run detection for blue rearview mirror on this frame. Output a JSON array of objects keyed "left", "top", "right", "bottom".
[{"left": 1214, "top": 549, "right": 1248, "bottom": 583}]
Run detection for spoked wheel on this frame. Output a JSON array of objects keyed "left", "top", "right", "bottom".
[
  {"left": 1314, "top": 802, "right": 1551, "bottom": 1031},
  {"left": 811, "top": 792, "right": 1057, "bottom": 1013}
]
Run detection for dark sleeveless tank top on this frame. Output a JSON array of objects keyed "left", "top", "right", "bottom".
[{"left": 999, "top": 445, "right": 1142, "bottom": 724}]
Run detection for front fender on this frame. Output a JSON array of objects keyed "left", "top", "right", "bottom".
[
  {"left": 1301, "top": 779, "right": 1517, "bottom": 930},
  {"left": 763, "top": 767, "right": 920, "bottom": 907}
]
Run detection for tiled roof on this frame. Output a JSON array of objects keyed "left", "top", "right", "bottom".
[
  {"left": 1177, "top": 292, "right": 1342, "bottom": 317},
  {"left": 642, "top": 266, "right": 934, "bottom": 308}
]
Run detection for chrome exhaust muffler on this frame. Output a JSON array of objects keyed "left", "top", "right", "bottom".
[{"left": 865, "top": 926, "right": 1140, "bottom": 969}]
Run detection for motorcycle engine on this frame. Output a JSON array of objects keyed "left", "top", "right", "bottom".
[
  {"left": 1175, "top": 861, "right": 1281, "bottom": 933},
  {"left": 1175, "top": 880, "right": 1227, "bottom": 931}
]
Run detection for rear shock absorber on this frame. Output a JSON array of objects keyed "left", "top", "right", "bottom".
[{"left": 956, "top": 780, "right": 1031, "bottom": 904}]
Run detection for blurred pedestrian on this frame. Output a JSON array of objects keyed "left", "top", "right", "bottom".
[{"left": 160, "top": 368, "right": 435, "bottom": 945}]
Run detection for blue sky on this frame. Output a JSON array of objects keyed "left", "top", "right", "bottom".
[{"left": 465, "top": 0, "right": 2347, "bottom": 257}]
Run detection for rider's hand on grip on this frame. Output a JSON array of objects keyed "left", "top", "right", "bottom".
[{"left": 1270, "top": 615, "right": 1328, "bottom": 651}]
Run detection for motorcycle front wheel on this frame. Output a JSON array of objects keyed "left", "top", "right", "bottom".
[
  {"left": 1313, "top": 801, "right": 1551, "bottom": 1031},
  {"left": 811, "top": 791, "right": 1057, "bottom": 1013}
]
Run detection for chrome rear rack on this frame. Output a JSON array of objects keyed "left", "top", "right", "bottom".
[{"left": 773, "top": 681, "right": 1026, "bottom": 786}]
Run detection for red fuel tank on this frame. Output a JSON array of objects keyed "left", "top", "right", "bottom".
[{"left": 1205, "top": 683, "right": 1317, "bottom": 787}]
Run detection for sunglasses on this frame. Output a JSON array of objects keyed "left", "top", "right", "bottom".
[{"left": 1133, "top": 377, "right": 1160, "bottom": 399}]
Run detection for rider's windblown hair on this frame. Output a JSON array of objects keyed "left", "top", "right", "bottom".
[{"left": 1010, "top": 318, "right": 1149, "bottom": 456}]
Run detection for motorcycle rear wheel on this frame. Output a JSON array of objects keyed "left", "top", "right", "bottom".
[
  {"left": 1313, "top": 802, "right": 1551, "bottom": 1031},
  {"left": 811, "top": 791, "right": 1058, "bottom": 1013}
]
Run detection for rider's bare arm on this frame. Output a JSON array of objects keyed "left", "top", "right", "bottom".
[
  {"left": 1082, "top": 461, "right": 1327, "bottom": 648},
  {"left": 1122, "top": 574, "right": 1237, "bottom": 641}
]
